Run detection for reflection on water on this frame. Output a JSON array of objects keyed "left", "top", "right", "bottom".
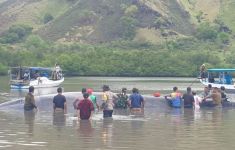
[
  {"left": 1, "top": 100, "right": 235, "bottom": 149},
  {"left": 53, "top": 111, "right": 66, "bottom": 131},
  {"left": 24, "top": 110, "right": 36, "bottom": 136},
  {"left": 78, "top": 120, "right": 94, "bottom": 137},
  {"left": 102, "top": 118, "right": 113, "bottom": 148}
]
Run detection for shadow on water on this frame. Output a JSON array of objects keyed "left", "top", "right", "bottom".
[
  {"left": 101, "top": 118, "right": 113, "bottom": 147},
  {"left": 53, "top": 111, "right": 66, "bottom": 130},
  {"left": 78, "top": 120, "right": 94, "bottom": 137},
  {"left": 24, "top": 110, "right": 36, "bottom": 136}
]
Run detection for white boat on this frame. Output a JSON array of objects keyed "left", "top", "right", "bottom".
[
  {"left": 199, "top": 68, "right": 235, "bottom": 92},
  {"left": 9, "top": 66, "right": 64, "bottom": 89}
]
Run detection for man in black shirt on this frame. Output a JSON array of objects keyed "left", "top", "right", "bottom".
[
  {"left": 53, "top": 87, "right": 67, "bottom": 114},
  {"left": 182, "top": 87, "right": 194, "bottom": 108}
]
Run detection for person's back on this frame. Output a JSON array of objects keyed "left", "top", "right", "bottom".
[
  {"left": 87, "top": 88, "right": 99, "bottom": 112},
  {"left": 102, "top": 91, "right": 115, "bottom": 110},
  {"left": 182, "top": 87, "right": 194, "bottom": 108},
  {"left": 129, "top": 88, "right": 144, "bottom": 109},
  {"left": 24, "top": 86, "right": 37, "bottom": 111},
  {"left": 211, "top": 89, "right": 221, "bottom": 105},
  {"left": 101, "top": 85, "right": 116, "bottom": 118},
  {"left": 129, "top": 93, "right": 143, "bottom": 108},
  {"left": 183, "top": 93, "right": 194, "bottom": 108},
  {"left": 53, "top": 87, "right": 67, "bottom": 113},
  {"left": 89, "top": 95, "right": 97, "bottom": 107},
  {"left": 193, "top": 91, "right": 202, "bottom": 110},
  {"left": 78, "top": 93, "right": 94, "bottom": 120},
  {"left": 53, "top": 95, "right": 66, "bottom": 109}
]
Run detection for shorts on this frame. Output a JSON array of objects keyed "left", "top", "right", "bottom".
[{"left": 103, "top": 110, "right": 113, "bottom": 118}]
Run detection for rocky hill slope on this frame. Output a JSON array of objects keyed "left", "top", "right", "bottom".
[{"left": 0, "top": 0, "right": 230, "bottom": 44}]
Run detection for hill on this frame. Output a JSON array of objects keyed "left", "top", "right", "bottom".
[
  {"left": 0, "top": 0, "right": 197, "bottom": 44},
  {"left": 0, "top": 0, "right": 235, "bottom": 77}
]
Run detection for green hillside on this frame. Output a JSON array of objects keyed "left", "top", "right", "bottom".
[{"left": 0, "top": 0, "right": 235, "bottom": 76}]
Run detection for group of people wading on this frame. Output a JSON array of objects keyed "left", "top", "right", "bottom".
[
  {"left": 165, "top": 84, "right": 229, "bottom": 109},
  {"left": 23, "top": 85, "right": 145, "bottom": 120},
  {"left": 23, "top": 82, "right": 229, "bottom": 120}
]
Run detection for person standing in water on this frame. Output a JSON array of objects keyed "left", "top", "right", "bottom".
[
  {"left": 182, "top": 87, "right": 194, "bottom": 108},
  {"left": 87, "top": 88, "right": 99, "bottom": 112},
  {"left": 129, "top": 88, "right": 145, "bottom": 113},
  {"left": 164, "top": 86, "right": 182, "bottom": 108},
  {"left": 115, "top": 88, "right": 129, "bottom": 109},
  {"left": 53, "top": 87, "right": 67, "bottom": 114},
  {"left": 24, "top": 86, "right": 37, "bottom": 111},
  {"left": 77, "top": 93, "right": 94, "bottom": 120},
  {"left": 192, "top": 91, "right": 202, "bottom": 110},
  {"left": 101, "top": 85, "right": 117, "bottom": 118}
]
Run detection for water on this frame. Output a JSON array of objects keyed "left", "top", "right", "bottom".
[{"left": 1, "top": 76, "right": 235, "bottom": 149}]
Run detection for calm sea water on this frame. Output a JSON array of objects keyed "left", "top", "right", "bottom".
[{"left": 1, "top": 76, "right": 235, "bottom": 150}]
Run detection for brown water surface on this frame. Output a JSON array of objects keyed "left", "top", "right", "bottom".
[{"left": 0, "top": 76, "right": 235, "bottom": 150}]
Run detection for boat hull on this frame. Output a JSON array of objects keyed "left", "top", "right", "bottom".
[
  {"left": 10, "top": 77, "right": 64, "bottom": 89},
  {"left": 199, "top": 79, "right": 235, "bottom": 92}
]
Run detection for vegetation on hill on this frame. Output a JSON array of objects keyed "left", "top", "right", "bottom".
[{"left": 0, "top": 0, "right": 235, "bottom": 77}]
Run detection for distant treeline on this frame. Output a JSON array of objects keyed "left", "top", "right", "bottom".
[{"left": 0, "top": 36, "right": 234, "bottom": 77}]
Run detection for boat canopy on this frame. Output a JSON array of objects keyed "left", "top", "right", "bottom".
[
  {"left": 11, "top": 66, "right": 52, "bottom": 71},
  {"left": 29, "top": 67, "right": 52, "bottom": 71},
  {"left": 207, "top": 69, "right": 235, "bottom": 72}
]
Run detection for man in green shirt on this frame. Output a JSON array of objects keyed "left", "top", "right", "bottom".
[{"left": 24, "top": 86, "right": 37, "bottom": 111}]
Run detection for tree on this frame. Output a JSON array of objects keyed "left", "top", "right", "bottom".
[
  {"left": 43, "top": 13, "right": 54, "bottom": 24},
  {"left": 0, "top": 24, "right": 32, "bottom": 44},
  {"left": 196, "top": 22, "right": 218, "bottom": 41},
  {"left": 218, "top": 32, "right": 229, "bottom": 45},
  {"left": 124, "top": 5, "right": 138, "bottom": 17},
  {"left": 120, "top": 16, "right": 138, "bottom": 40}
]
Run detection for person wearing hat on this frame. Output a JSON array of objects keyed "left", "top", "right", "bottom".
[
  {"left": 101, "top": 85, "right": 117, "bottom": 118},
  {"left": 87, "top": 88, "right": 99, "bottom": 112},
  {"left": 77, "top": 93, "right": 94, "bottom": 120}
]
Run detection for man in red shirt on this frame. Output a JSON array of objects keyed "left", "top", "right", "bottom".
[{"left": 77, "top": 93, "right": 94, "bottom": 120}]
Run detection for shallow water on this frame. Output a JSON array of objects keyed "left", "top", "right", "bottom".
[{"left": 1, "top": 76, "right": 235, "bottom": 149}]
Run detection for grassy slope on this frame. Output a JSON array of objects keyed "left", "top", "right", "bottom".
[
  {"left": 220, "top": 0, "right": 235, "bottom": 52},
  {"left": 164, "top": 0, "right": 194, "bottom": 35},
  {"left": 220, "top": 0, "right": 235, "bottom": 32},
  {"left": 179, "top": 0, "right": 220, "bottom": 23},
  {"left": 15, "top": 0, "right": 71, "bottom": 30},
  {"left": 0, "top": 0, "right": 71, "bottom": 32}
]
